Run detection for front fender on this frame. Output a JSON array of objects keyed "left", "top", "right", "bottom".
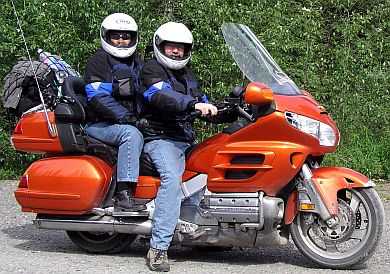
[{"left": 284, "top": 167, "right": 374, "bottom": 224}]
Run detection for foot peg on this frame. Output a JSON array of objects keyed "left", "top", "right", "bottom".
[
  {"left": 113, "top": 190, "right": 147, "bottom": 215},
  {"left": 112, "top": 209, "right": 149, "bottom": 217}
]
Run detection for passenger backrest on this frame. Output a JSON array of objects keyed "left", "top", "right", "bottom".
[{"left": 54, "top": 77, "right": 87, "bottom": 153}]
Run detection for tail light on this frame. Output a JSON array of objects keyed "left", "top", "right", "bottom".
[
  {"left": 18, "top": 175, "right": 29, "bottom": 188},
  {"left": 13, "top": 122, "right": 23, "bottom": 135}
]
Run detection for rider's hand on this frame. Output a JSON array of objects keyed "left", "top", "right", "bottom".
[{"left": 194, "top": 103, "right": 218, "bottom": 116}]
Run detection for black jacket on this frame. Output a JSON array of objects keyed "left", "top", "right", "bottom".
[
  {"left": 84, "top": 48, "right": 143, "bottom": 124},
  {"left": 140, "top": 58, "right": 237, "bottom": 142}
]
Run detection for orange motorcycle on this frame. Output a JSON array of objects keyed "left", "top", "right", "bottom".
[{"left": 11, "top": 23, "right": 384, "bottom": 269}]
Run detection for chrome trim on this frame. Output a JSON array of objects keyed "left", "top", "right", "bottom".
[
  {"left": 34, "top": 216, "right": 152, "bottom": 235},
  {"left": 180, "top": 174, "right": 207, "bottom": 199}
]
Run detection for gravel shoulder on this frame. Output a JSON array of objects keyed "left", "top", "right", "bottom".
[{"left": 1, "top": 180, "right": 389, "bottom": 274}]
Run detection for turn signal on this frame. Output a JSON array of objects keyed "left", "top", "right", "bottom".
[
  {"left": 299, "top": 203, "right": 315, "bottom": 210},
  {"left": 13, "top": 122, "right": 23, "bottom": 134}
]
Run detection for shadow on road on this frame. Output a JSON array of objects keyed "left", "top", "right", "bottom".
[{"left": 1, "top": 223, "right": 344, "bottom": 270}]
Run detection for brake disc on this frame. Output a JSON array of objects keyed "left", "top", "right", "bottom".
[{"left": 312, "top": 199, "right": 356, "bottom": 244}]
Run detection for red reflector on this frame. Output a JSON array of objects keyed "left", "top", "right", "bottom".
[
  {"left": 13, "top": 122, "right": 23, "bottom": 134},
  {"left": 18, "top": 175, "right": 28, "bottom": 188}
]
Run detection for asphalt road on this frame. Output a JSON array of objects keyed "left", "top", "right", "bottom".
[{"left": 1, "top": 180, "right": 389, "bottom": 274}]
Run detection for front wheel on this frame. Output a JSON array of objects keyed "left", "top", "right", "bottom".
[
  {"left": 66, "top": 231, "right": 137, "bottom": 254},
  {"left": 290, "top": 188, "right": 384, "bottom": 269}
]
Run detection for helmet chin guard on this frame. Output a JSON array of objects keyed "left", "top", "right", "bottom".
[
  {"left": 153, "top": 22, "right": 193, "bottom": 70},
  {"left": 100, "top": 13, "right": 138, "bottom": 58}
]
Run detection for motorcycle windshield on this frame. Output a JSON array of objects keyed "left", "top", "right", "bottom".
[{"left": 221, "top": 23, "right": 302, "bottom": 95}]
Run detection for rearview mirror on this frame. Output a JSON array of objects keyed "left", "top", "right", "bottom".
[{"left": 244, "top": 82, "right": 273, "bottom": 105}]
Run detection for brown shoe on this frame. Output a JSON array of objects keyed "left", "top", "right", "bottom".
[{"left": 146, "top": 247, "right": 170, "bottom": 272}]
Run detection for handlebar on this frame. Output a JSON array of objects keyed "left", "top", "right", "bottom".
[
  {"left": 187, "top": 110, "right": 203, "bottom": 119},
  {"left": 189, "top": 103, "right": 254, "bottom": 123}
]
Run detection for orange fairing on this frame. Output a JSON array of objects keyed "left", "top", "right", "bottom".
[
  {"left": 186, "top": 133, "right": 230, "bottom": 173},
  {"left": 134, "top": 171, "right": 198, "bottom": 199},
  {"left": 11, "top": 112, "right": 63, "bottom": 153},
  {"left": 199, "top": 110, "right": 316, "bottom": 194},
  {"left": 310, "top": 167, "right": 372, "bottom": 216},
  {"left": 244, "top": 82, "right": 273, "bottom": 105},
  {"left": 14, "top": 156, "right": 112, "bottom": 214}
]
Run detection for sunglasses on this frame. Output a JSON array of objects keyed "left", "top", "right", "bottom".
[{"left": 110, "top": 32, "right": 132, "bottom": 40}]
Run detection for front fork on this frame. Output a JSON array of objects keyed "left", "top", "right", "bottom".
[{"left": 296, "top": 164, "right": 337, "bottom": 227}]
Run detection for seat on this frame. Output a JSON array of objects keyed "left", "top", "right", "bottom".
[
  {"left": 56, "top": 77, "right": 196, "bottom": 177},
  {"left": 56, "top": 77, "right": 159, "bottom": 175},
  {"left": 86, "top": 135, "right": 159, "bottom": 177}
]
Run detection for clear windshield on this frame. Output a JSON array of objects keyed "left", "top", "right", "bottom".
[{"left": 221, "top": 23, "right": 302, "bottom": 95}]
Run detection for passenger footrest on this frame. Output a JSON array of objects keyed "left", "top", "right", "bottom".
[{"left": 112, "top": 210, "right": 149, "bottom": 217}]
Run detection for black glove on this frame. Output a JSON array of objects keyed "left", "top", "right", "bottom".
[{"left": 118, "top": 115, "right": 137, "bottom": 125}]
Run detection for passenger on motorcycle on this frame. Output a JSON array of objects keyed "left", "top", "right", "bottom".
[
  {"left": 140, "top": 22, "right": 219, "bottom": 272},
  {"left": 84, "top": 13, "right": 145, "bottom": 212}
]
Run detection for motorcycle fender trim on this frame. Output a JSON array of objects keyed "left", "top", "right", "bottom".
[
  {"left": 284, "top": 167, "right": 372, "bottom": 224},
  {"left": 284, "top": 190, "right": 297, "bottom": 224},
  {"left": 310, "top": 167, "right": 372, "bottom": 216}
]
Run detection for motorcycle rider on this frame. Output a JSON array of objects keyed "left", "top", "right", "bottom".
[
  {"left": 140, "top": 22, "right": 222, "bottom": 272},
  {"left": 84, "top": 13, "right": 145, "bottom": 212}
]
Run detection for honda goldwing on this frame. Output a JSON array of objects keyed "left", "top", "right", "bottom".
[{"left": 11, "top": 23, "right": 384, "bottom": 268}]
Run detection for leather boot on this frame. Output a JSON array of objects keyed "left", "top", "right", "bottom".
[
  {"left": 147, "top": 248, "right": 170, "bottom": 272},
  {"left": 114, "top": 189, "right": 146, "bottom": 212}
]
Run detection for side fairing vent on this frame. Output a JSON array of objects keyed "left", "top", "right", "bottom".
[{"left": 225, "top": 155, "right": 265, "bottom": 179}]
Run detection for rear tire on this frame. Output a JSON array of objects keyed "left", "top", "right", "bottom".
[
  {"left": 290, "top": 188, "right": 384, "bottom": 269},
  {"left": 66, "top": 231, "right": 137, "bottom": 254}
]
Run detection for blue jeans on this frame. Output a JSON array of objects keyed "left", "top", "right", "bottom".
[
  {"left": 85, "top": 122, "right": 144, "bottom": 182},
  {"left": 144, "top": 139, "right": 191, "bottom": 250}
]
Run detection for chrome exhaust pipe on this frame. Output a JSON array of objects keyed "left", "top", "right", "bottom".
[{"left": 34, "top": 216, "right": 152, "bottom": 235}]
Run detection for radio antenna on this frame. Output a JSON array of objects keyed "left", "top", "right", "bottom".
[{"left": 10, "top": 0, "right": 57, "bottom": 137}]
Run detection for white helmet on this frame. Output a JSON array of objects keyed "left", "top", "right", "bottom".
[
  {"left": 153, "top": 22, "right": 193, "bottom": 70},
  {"left": 100, "top": 13, "right": 138, "bottom": 58}
]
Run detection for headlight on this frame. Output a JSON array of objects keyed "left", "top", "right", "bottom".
[{"left": 285, "top": 112, "right": 337, "bottom": 146}]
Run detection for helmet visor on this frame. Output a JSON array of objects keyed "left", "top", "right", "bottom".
[
  {"left": 106, "top": 30, "right": 137, "bottom": 47},
  {"left": 159, "top": 41, "right": 191, "bottom": 61}
]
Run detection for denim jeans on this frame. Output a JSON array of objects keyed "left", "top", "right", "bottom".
[
  {"left": 144, "top": 139, "right": 191, "bottom": 251},
  {"left": 85, "top": 122, "right": 144, "bottom": 182}
]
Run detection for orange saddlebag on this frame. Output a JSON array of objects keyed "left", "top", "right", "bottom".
[{"left": 14, "top": 156, "right": 112, "bottom": 215}]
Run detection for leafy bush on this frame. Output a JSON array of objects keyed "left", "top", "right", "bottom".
[{"left": 0, "top": 0, "right": 389, "bottom": 179}]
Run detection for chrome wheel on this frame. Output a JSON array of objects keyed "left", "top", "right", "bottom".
[{"left": 290, "top": 188, "right": 384, "bottom": 268}]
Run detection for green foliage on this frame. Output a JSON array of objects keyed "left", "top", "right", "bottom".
[{"left": 0, "top": 0, "right": 389, "bottom": 179}]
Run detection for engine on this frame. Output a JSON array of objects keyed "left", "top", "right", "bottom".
[{"left": 201, "top": 190, "right": 285, "bottom": 230}]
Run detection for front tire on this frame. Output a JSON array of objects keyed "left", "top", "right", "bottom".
[
  {"left": 66, "top": 231, "right": 137, "bottom": 254},
  {"left": 290, "top": 188, "right": 384, "bottom": 269}
]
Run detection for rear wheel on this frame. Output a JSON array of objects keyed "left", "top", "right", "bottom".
[
  {"left": 290, "top": 188, "right": 384, "bottom": 269},
  {"left": 66, "top": 231, "right": 137, "bottom": 254}
]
